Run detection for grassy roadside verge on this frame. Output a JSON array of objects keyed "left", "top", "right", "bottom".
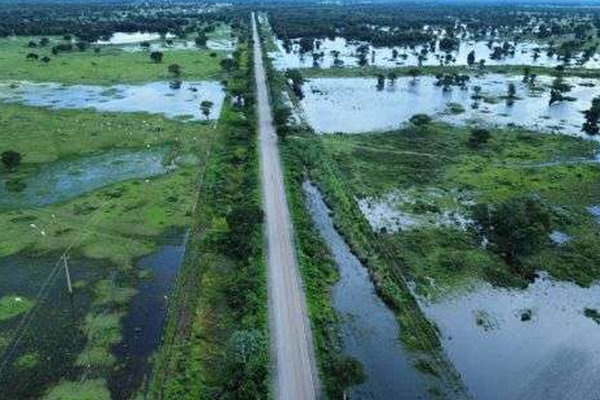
[{"left": 148, "top": 36, "right": 269, "bottom": 400}]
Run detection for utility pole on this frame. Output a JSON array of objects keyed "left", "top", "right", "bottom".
[{"left": 62, "top": 254, "right": 73, "bottom": 295}]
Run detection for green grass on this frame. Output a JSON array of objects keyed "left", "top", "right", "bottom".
[
  {"left": 0, "top": 102, "right": 213, "bottom": 266},
  {"left": 319, "top": 123, "right": 600, "bottom": 291},
  {"left": 43, "top": 379, "right": 111, "bottom": 400},
  {"left": 0, "top": 36, "right": 225, "bottom": 85},
  {"left": 76, "top": 312, "right": 123, "bottom": 369},
  {"left": 0, "top": 295, "right": 34, "bottom": 321}
]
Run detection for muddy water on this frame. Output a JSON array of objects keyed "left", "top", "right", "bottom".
[
  {"left": 0, "top": 147, "right": 172, "bottom": 209},
  {"left": 299, "top": 75, "right": 598, "bottom": 136},
  {"left": 270, "top": 37, "right": 600, "bottom": 70},
  {"left": 0, "top": 81, "right": 225, "bottom": 121},
  {"left": 420, "top": 273, "right": 600, "bottom": 400},
  {"left": 303, "top": 181, "right": 430, "bottom": 399}
]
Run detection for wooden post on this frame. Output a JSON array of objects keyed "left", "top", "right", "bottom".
[{"left": 62, "top": 254, "right": 73, "bottom": 294}]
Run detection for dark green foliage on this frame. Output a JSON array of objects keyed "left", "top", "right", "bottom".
[
  {"left": 472, "top": 195, "right": 552, "bottom": 277},
  {"left": 468, "top": 128, "right": 491, "bottom": 148},
  {"left": 409, "top": 114, "right": 432, "bottom": 126},
  {"left": 582, "top": 97, "right": 600, "bottom": 135},
  {"left": 1, "top": 150, "right": 22, "bottom": 172},
  {"left": 149, "top": 51, "right": 163, "bottom": 63}
]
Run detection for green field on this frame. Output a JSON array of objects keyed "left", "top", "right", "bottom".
[{"left": 0, "top": 36, "right": 226, "bottom": 84}]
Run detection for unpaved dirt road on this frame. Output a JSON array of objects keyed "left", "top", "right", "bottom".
[{"left": 251, "top": 13, "right": 320, "bottom": 400}]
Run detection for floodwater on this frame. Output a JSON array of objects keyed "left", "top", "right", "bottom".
[
  {"left": 110, "top": 234, "right": 186, "bottom": 399},
  {"left": 0, "top": 234, "right": 187, "bottom": 400},
  {"left": 303, "top": 181, "right": 431, "bottom": 399},
  {"left": 0, "top": 81, "right": 225, "bottom": 121},
  {"left": 419, "top": 273, "right": 600, "bottom": 400},
  {"left": 119, "top": 38, "right": 237, "bottom": 52},
  {"left": 299, "top": 75, "right": 598, "bottom": 136},
  {"left": 270, "top": 37, "right": 600, "bottom": 70},
  {"left": 0, "top": 147, "right": 172, "bottom": 209},
  {"left": 96, "top": 32, "right": 173, "bottom": 45}
]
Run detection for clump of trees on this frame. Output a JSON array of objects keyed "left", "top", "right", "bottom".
[
  {"left": 468, "top": 128, "right": 491, "bottom": 148},
  {"left": 410, "top": 114, "right": 432, "bottom": 126},
  {"left": 472, "top": 195, "right": 552, "bottom": 279},
  {"left": 582, "top": 97, "right": 600, "bottom": 135},
  {"left": 1, "top": 150, "right": 22, "bottom": 172},
  {"left": 149, "top": 51, "right": 163, "bottom": 63}
]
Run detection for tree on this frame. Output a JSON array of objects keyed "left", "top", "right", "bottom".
[
  {"left": 467, "top": 50, "right": 476, "bottom": 66},
  {"left": 468, "top": 128, "right": 491, "bottom": 148},
  {"left": 39, "top": 37, "right": 49, "bottom": 47},
  {"left": 410, "top": 114, "right": 432, "bottom": 126},
  {"left": 26, "top": 53, "right": 38, "bottom": 60},
  {"left": 220, "top": 58, "right": 237, "bottom": 72},
  {"left": 149, "top": 51, "right": 163, "bottom": 63},
  {"left": 1, "top": 150, "right": 22, "bottom": 172},
  {"left": 332, "top": 356, "right": 365, "bottom": 400},
  {"left": 40, "top": 56, "right": 51, "bottom": 64},
  {"left": 194, "top": 32, "right": 208, "bottom": 48},
  {"left": 387, "top": 71, "right": 398, "bottom": 86},
  {"left": 472, "top": 195, "right": 551, "bottom": 277},
  {"left": 376, "top": 74, "right": 385, "bottom": 91},
  {"left": 168, "top": 63, "right": 181, "bottom": 77},
  {"left": 200, "top": 100, "right": 214, "bottom": 120},
  {"left": 582, "top": 97, "right": 600, "bottom": 135},
  {"left": 506, "top": 83, "right": 516, "bottom": 106}
]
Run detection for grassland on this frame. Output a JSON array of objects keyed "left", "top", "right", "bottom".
[
  {"left": 0, "top": 36, "right": 225, "bottom": 85},
  {"left": 0, "top": 103, "right": 213, "bottom": 266},
  {"left": 319, "top": 123, "right": 600, "bottom": 292}
]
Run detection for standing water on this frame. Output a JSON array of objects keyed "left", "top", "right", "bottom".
[{"left": 303, "top": 181, "right": 430, "bottom": 399}]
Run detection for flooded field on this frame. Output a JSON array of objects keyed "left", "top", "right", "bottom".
[
  {"left": 270, "top": 37, "right": 600, "bottom": 70},
  {"left": 0, "top": 233, "right": 186, "bottom": 400},
  {"left": 299, "top": 75, "right": 598, "bottom": 136},
  {"left": 420, "top": 273, "right": 600, "bottom": 400},
  {"left": 0, "top": 147, "right": 172, "bottom": 209},
  {"left": 0, "top": 81, "right": 225, "bottom": 121},
  {"left": 304, "top": 181, "right": 431, "bottom": 399}
]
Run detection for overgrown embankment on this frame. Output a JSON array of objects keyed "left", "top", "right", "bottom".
[{"left": 148, "top": 35, "right": 269, "bottom": 400}]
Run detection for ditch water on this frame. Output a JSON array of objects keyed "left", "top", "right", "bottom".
[
  {"left": 0, "top": 80, "right": 225, "bottom": 121},
  {"left": 0, "top": 147, "right": 172, "bottom": 210},
  {"left": 270, "top": 37, "right": 600, "bottom": 70},
  {"left": 299, "top": 75, "right": 598, "bottom": 136},
  {"left": 419, "top": 273, "right": 600, "bottom": 400},
  {"left": 0, "top": 232, "right": 187, "bottom": 400},
  {"left": 303, "top": 181, "right": 431, "bottom": 399},
  {"left": 110, "top": 233, "right": 186, "bottom": 399}
]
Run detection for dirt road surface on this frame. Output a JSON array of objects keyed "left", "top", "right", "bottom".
[{"left": 251, "top": 12, "right": 320, "bottom": 400}]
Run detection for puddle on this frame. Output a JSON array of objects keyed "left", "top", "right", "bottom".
[
  {"left": 270, "top": 36, "right": 600, "bottom": 70},
  {"left": 303, "top": 181, "right": 430, "bottom": 399},
  {"left": 0, "top": 81, "right": 225, "bottom": 121},
  {"left": 298, "top": 75, "right": 597, "bottom": 136},
  {"left": 420, "top": 273, "right": 600, "bottom": 400},
  {"left": 0, "top": 147, "right": 172, "bottom": 210}
]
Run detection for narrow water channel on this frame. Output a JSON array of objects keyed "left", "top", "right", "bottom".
[{"left": 303, "top": 181, "right": 430, "bottom": 399}]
